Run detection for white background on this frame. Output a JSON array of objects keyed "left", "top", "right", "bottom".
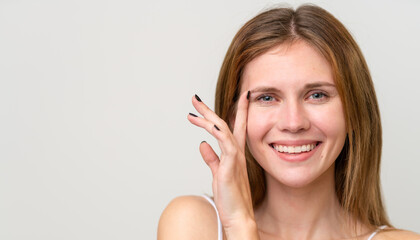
[{"left": 0, "top": 0, "right": 419, "bottom": 239}]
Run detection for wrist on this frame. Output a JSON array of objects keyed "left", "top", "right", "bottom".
[{"left": 224, "top": 217, "right": 259, "bottom": 240}]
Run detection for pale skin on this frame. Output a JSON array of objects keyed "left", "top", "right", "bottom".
[{"left": 157, "top": 41, "right": 420, "bottom": 240}]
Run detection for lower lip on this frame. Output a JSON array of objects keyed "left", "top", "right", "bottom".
[{"left": 271, "top": 143, "right": 321, "bottom": 162}]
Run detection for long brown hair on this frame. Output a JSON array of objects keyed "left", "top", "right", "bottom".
[{"left": 215, "top": 4, "right": 391, "bottom": 230}]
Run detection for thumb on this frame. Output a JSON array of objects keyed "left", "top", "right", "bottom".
[{"left": 199, "top": 141, "right": 220, "bottom": 177}]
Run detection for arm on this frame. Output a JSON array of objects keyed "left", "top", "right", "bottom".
[
  {"left": 374, "top": 229, "right": 420, "bottom": 240},
  {"left": 188, "top": 91, "right": 260, "bottom": 240},
  {"left": 157, "top": 196, "right": 220, "bottom": 240}
]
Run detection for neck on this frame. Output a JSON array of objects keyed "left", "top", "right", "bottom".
[{"left": 254, "top": 164, "right": 368, "bottom": 240}]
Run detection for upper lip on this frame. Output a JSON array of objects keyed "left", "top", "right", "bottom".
[{"left": 270, "top": 140, "right": 321, "bottom": 146}]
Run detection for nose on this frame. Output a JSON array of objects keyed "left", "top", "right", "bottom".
[{"left": 276, "top": 100, "right": 310, "bottom": 133}]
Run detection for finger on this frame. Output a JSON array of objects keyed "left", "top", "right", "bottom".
[
  {"left": 233, "top": 90, "right": 250, "bottom": 150},
  {"left": 191, "top": 95, "right": 229, "bottom": 131},
  {"left": 187, "top": 113, "right": 220, "bottom": 136},
  {"left": 188, "top": 113, "right": 235, "bottom": 155},
  {"left": 199, "top": 141, "right": 219, "bottom": 177},
  {"left": 189, "top": 95, "right": 239, "bottom": 159}
]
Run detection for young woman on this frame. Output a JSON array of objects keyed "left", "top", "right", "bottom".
[{"left": 158, "top": 4, "right": 420, "bottom": 240}]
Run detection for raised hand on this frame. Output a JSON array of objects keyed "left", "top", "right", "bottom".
[{"left": 187, "top": 91, "right": 259, "bottom": 239}]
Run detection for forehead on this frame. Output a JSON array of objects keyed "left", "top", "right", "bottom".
[{"left": 241, "top": 41, "right": 333, "bottom": 90}]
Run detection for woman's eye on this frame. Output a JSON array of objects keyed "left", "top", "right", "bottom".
[
  {"left": 308, "top": 92, "right": 327, "bottom": 100},
  {"left": 257, "top": 95, "right": 275, "bottom": 102}
]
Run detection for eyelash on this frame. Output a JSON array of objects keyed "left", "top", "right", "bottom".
[
  {"left": 307, "top": 91, "right": 329, "bottom": 101},
  {"left": 256, "top": 94, "right": 276, "bottom": 102}
]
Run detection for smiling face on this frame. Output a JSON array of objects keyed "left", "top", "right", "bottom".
[{"left": 241, "top": 41, "right": 347, "bottom": 188}]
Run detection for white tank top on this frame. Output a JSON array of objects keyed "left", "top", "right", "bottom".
[
  {"left": 201, "top": 195, "right": 387, "bottom": 240},
  {"left": 202, "top": 195, "right": 223, "bottom": 240}
]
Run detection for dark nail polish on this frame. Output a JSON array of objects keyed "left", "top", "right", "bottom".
[
  {"left": 214, "top": 125, "right": 220, "bottom": 131},
  {"left": 189, "top": 113, "right": 198, "bottom": 117},
  {"left": 247, "top": 91, "right": 250, "bottom": 100},
  {"left": 201, "top": 140, "right": 206, "bottom": 144},
  {"left": 195, "top": 94, "right": 202, "bottom": 102}
]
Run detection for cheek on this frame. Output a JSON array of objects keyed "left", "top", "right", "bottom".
[
  {"left": 307, "top": 101, "right": 346, "bottom": 140},
  {"left": 247, "top": 106, "right": 279, "bottom": 142}
]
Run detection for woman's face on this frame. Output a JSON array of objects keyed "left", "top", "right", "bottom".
[{"left": 241, "top": 41, "right": 346, "bottom": 188}]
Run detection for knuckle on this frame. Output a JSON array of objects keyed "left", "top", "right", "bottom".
[
  {"left": 221, "top": 121, "right": 229, "bottom": 129},
  {"left": 225, "top": 145, "right": 238, "bottom": 157},
  {"left": 218, "top": 130, "right": 229, "bottom": 140}
]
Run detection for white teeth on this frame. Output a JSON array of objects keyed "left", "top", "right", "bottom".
[
  {"left": 273, "top": 143, "right": 317, "bottom": 154},
  {"left": 288, "top": 146, "right": 294, "bottom": 153}
]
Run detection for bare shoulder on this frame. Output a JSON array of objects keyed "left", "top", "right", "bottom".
[
  {"left": 157, "top": 195, "right": 219, "bottom": 240},
  {"left": 374, "top": 228, "right": 420, "bottom": 240}
]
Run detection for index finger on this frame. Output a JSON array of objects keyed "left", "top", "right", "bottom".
[{"left": 233, "top": 90, "right": 250, "bottom": 150}]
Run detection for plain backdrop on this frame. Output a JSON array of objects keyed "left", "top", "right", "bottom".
[{"left": 0, "top": 0, "right": 419, "bottom": 239}]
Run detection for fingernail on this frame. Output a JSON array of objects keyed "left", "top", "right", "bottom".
[
  {"left": 247, "top": 91, "right": 250, "bottom": 100},
  {"left": 214, "top": 125, "right": 220, "bottom": 131},
  {"left": 189, "top": 113, "right": 198, "bottom": 117},
  {"left": 195, "top": 94, "right": 202, "bottom": 102},
  {"left": 201, "top": 140, "right": 206, "bottom": 144}
]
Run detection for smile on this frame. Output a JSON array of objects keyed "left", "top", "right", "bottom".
[{"left": 270, "top": 142, "right": 320, "bottom": 154}]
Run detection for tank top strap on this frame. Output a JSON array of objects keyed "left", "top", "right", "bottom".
[
  {"left": 202, "top": 195, "right": 223, "bottom": 240},
  {"left": 367, "top": 225, "right": 387, "bottom": 240}
]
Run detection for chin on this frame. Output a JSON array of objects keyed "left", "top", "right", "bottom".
[
  {"left": 273, "top": 173, "right": 315, "bottom": 188},
  {"left": 265, "top": 163, "right": 335, "bottom": 189}
]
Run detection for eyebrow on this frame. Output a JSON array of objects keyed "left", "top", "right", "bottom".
[
  {"left": 305, "top": 82, "right": 336, "bottom": 89},
  {"left": 250, "top": 81, "right": 336, "bottom": 93}
]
